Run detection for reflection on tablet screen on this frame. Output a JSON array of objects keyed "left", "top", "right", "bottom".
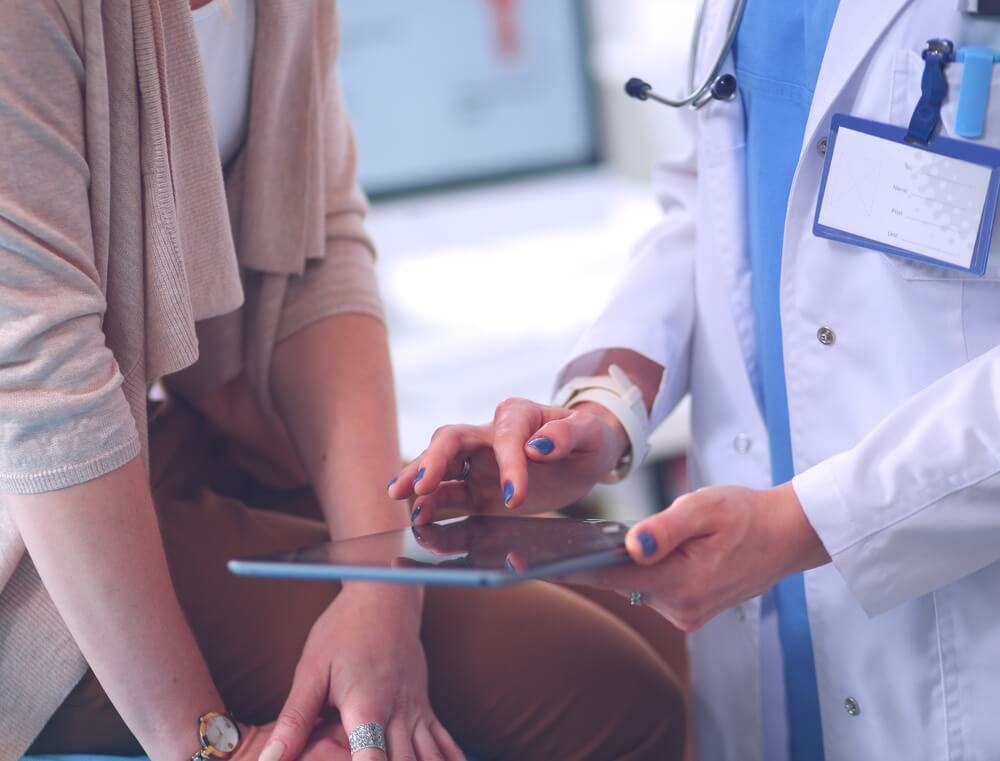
[{"left": 230, "top": 515, "right": 632, "bottom": 585}]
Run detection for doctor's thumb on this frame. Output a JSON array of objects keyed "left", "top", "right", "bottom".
[{"left": 625, "top": 494, "right": 709, "bottom": 565}]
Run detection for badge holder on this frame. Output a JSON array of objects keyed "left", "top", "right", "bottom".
[{"left": 813, "top": 40, "right": 1000, "bottom": 276}]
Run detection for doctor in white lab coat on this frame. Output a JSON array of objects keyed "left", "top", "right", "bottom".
[{"left": 389, "top": 1, "right": 1000, "bottom": 759}]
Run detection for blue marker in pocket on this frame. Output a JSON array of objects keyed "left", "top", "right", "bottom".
[{"left": 955, "top": 46, "right": 1000, "bottom": 138}]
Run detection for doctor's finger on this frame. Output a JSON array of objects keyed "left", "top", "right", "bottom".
[
  {"left": 413, "top": 426, "right": 488, "bottom": 497},
  {"left": 411, "top": 481, "right": 475, "bottom": 525},
  {"left": 491, "top": 398, "right": 547, "bottom": 510},
  {"left": 390, "top": 425, "right": 486, "bottom": 499},
  {"left": 524, "top": 409, "right": 611, "bottom": 463}
]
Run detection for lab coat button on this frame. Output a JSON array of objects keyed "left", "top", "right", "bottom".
[
  {"left": 844, "top": 696, "right": 861, "bottom": 716},
  {"left": 817, "top": 136, "right": 828, "bottom": 156},
  {"left": 732, "top": 434, "right": 752, "bottom": 454},
  {"left": 817, "top": 326, "right": 836, "bottom": 346}
]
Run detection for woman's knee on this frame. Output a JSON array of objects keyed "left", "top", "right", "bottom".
[
  {"left": 422, "top": 582, "right": 686, "bottom": 761},
  {"left": 560, "top": 620, "right": 685, "bottom": 761},
  {"left": 599, "top": 659, "right": 686, "bottom": 760}
]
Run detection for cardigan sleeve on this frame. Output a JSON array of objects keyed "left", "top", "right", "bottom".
[
  {"left": 167, "top": 3, "right": 385, "bottom": 410},
  {"left": 0, "top": 2, "right": 140, "bottom": 494},
  {"left": 273, "top": 26, "right": 385, "bottom": 343}
]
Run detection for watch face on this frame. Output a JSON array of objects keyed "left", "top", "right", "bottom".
[{"left": 205, "top": 714, "right": 239, "bottom": 754}]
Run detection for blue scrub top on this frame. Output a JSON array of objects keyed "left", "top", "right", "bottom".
[{"left": 734, "top": 1, "right": 840, "bottom": 759}]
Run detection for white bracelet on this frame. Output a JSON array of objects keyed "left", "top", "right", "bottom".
[{"left": 553, "top": 364, "right": 650, "bottom": 482}]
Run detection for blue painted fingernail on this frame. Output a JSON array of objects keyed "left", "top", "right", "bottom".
[
  {"left": 503, "top": 480, "right": 515, "bottom": 505},
  {"left": 527, "top": 437, "right": 555, "bottom": 455},
  {"left": 412, "top": 467, "right": 426, "bottom": 487},
  {"left": 505, "top": 558, "right": 516, "bottom": 573},
  {"left": 638, "top": 531, "right": 658, "bottom": 557},
  {"left": 411, "top": 505, "right": 422, "bottom": 522},
  {"left": 387, "top": 476, "right": 399, "bottom": 491}
]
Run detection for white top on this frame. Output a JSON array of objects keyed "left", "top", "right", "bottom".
[{"left": 192, "top": 0, "right": 255, "bottom": 166}]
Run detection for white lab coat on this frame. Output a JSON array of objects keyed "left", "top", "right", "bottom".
[{"left": 566, "top": 1, "right": 1000, "bottom": 759}]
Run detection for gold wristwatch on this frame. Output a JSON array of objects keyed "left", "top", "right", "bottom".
[{"left": 191, "top": 711, "right": 242, "bottom": 761}]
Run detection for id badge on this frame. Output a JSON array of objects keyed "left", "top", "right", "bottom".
[{"left": 813, "top": 114, "right": 1000, "bottom": 275}]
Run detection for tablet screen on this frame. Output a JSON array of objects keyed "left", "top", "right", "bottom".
[{"left": 229, "top": 516, "right": 631, "bottom": 587}]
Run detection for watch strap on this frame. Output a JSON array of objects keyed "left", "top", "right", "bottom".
[{"left": 554, "top": 364, "right": 650, "bottom": 482}]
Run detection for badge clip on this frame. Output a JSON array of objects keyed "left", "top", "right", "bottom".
[
  {"left": 906, "top": 39, "right": 954, "bottom": 145},
  {"left": 958, "top": 0, "right": 1000, "bottom": 16},
  {"left": 955, "top": 47, "right": 1000, "bottom": 138}
]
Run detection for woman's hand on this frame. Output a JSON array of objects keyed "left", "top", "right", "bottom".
[
  {"left": 232, "top": 722, "right": 347, "bottom": 761},
  {"left": 563, "top": 484, "right": 832, "bottom": 631},
  {"left": 388, "top": 399, "right": 628, "bottom": 523},
  {"left": 260, "top": 585, "right": 463, "bottom": 761}
]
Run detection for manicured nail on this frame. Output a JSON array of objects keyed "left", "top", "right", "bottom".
[
  {"left": 259, "top": 741, "right": 285, "bottom": 761},
  {"left": 412, "top": 467, "right": 426, "bottom": 487},
  {"left": 387, "top": 475, "right": 399, "bottom": 491},
  {"left": 412, "top": 527, "right": 423, "bottom": 541},
  {"left": 505, "top": 557, "right": 516, "bottom": 573},
  {"left": 638, "top": 531, "right": 658, "bottom": 557},
  {"left": 503, "top": 480, "right": 515, "bottom": 505},
  {"left": 527, "top": 437, "right": 555, "bottom": 455},
  {"left": 411, "top": 505, "right": 422, "bottom": 522}
]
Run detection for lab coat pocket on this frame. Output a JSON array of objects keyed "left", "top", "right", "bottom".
[{"left": 886, "top": 49, "right": 1000, "bottom": 282}]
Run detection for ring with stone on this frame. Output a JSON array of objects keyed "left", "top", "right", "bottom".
[
  {"left": 348, "top": 722, "right": 387, "bottom": 755},
  {"left": 458, "top": 456, "right": 472, "bottom": 481},
  {"left": 629, "top": 591, "right": 645, "bottom": 607}
]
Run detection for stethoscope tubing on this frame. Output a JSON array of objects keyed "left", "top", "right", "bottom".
[{"left": 658, "top": 0, "right": 748, "bottom": 109}]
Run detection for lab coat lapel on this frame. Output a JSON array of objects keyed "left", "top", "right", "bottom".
[
  {"left": 697, "top": 0, "right": 762, "bottom": 409},
  {"left": 802, "top": 0, "right": 914, "bottom": 155}
]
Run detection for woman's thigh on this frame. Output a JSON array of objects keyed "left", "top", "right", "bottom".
[
  {"left": 34, "top": 492, "right": 684, "bottom": 759},
  {"left": 422, "top": 582, "right": 685, "bottom": 761}
]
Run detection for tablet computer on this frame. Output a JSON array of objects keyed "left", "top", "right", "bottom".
[{"left": 228, "top": 515, "right": 632, "bottom": 587}]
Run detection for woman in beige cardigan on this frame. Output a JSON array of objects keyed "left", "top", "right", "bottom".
[{"left": 0, "top": 2, "right": 685, "bottom": 761}]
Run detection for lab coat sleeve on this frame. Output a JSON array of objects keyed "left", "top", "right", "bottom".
[
  {"left": 793, "top": 344, "right": 1000, "bottom": 616},
  {"left": 559, "top": 110, "right": 698, "bottom": 430}
]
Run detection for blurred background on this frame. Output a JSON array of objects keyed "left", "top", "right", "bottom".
[{"left": 340, "top": 0, "right": 699, "bottom": 521}]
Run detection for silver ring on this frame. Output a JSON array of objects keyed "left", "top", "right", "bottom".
[
  {"left": 629, "top": 591, "right": 645, "bottom": 607},
  {"left": 348, "top": 722, "right": 386, "bottom": 755},
  {"left": 459, "top": 456, "right": 472, "bottom": 481}
]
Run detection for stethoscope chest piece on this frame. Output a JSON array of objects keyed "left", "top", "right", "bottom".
[
  {"left": 624, "top": 0, "right": 747, "bottom": 110},
  {"left": 625, "top": 71, "right": 738, "bottom": 110},
  {"left": 710, "top": 73, "right": 738, "bottom": 101}
]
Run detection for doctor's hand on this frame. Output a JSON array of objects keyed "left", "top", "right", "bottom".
[
  {"left": 387, "top": 399, "right": 628, "bottom": 523},
  {"left": 567, "top": 483, "right": 831, "bottom": 631}
]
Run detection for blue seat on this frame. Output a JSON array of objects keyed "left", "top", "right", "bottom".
[
  {"left": 24, "top": 757, "right": 149, "bottom": 761},
  {"left": 25, "top": 754, "right": 481, "bottom": 760}
]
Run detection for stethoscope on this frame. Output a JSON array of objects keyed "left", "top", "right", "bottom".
[{"left": 625, "top": 0, "right": 748, "bottom": 109}]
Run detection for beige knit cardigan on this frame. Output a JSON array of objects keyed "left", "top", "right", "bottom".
[{"left": 0, "top": 1, "right": 383, "bottom": 755}]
